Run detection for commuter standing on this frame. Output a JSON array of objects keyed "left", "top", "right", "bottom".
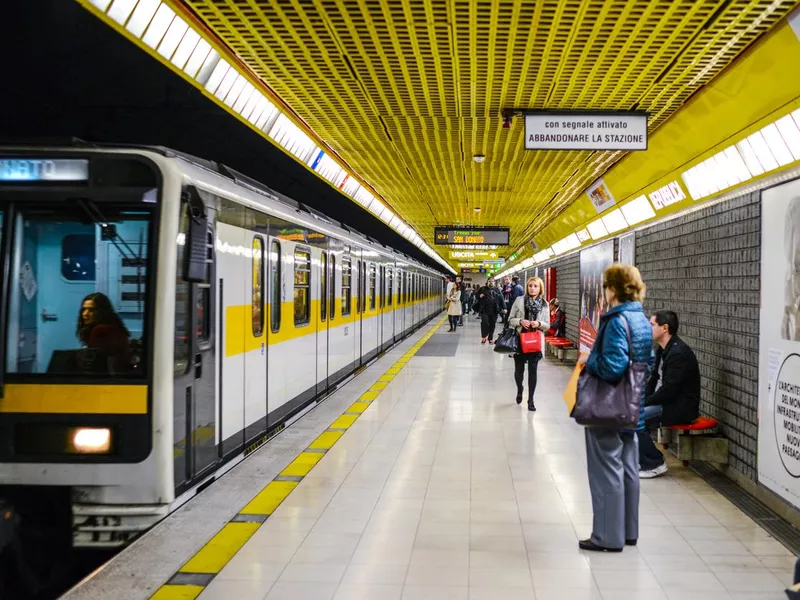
[
  {"left": 508, "top": 277, "right": 550, "bottom": 411},
  {"left": 501, "top": 276, "right": 513, "bottom": 325},
  {"left": 477, "top": 278, "right": 504, "bottom": 344},
  {"left": 446, "top": 281, "right": 462, "bottom": 332},
  {"left": 639, "top": 310, "right": 701, "bottom": 479},
  {"left": 510, "top": 276, "right": 524, "bottom": 306},
  {"left": 461, "top": 284, "right": 473, "bottom": 324},
  {"left": 578, "top": 264, "right": 652, "bottom": 552}
]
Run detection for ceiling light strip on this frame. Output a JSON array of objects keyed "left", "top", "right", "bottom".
[{"left": 77, "top": 0, "right": 454, "bottom": 273}]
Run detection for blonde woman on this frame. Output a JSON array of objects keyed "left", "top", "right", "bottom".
[{"left": 508, "top": 276, "right": 550, "bottom": 411}]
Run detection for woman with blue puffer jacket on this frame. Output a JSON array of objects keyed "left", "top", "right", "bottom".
[{"left": 577, "top": 263, "right": 653, "bottom": 553}]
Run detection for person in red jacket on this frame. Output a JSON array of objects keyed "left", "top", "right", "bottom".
[{"left": 77, "top": 292, "right": 131, "bottom": 373}]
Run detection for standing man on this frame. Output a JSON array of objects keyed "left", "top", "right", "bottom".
[
  {"left": 477, "top": 278, "right": 504, "bottom": 344},
  {"left": 639, "top": 310, "right": 701, "bottom": 479},
  {"left": 510, "top": 276, "right": 524, "bottom": 306},
  {"left": 501, "top": 276, "right": 513, "bottom": 325}
]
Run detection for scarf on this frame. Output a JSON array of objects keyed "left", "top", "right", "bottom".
[{"left": 524, "top": 295, "right": 544, "bottom": 323}]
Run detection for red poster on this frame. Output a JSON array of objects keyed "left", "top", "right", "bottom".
[{"left": 578, "top": 240, "right": 614, "bottom": 353}]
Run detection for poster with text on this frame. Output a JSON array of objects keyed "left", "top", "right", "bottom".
[
  {"left": 579, "top": 240, "right": 614, "bottom": 353},
  {"left": 758, "top": 178, "right": 800, "bottom": 508}
]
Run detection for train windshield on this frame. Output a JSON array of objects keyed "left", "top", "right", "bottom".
[{"left": 2, "top": 202, "right": 152, "bottom": 378}]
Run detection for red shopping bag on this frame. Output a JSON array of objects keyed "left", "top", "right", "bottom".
[{"left": 519, "top": 330, "right": 544, "bottom": 354}]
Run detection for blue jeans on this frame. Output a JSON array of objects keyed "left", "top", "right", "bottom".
[{"left": 638, "top": 404, "right": 665, "bottom": 471}]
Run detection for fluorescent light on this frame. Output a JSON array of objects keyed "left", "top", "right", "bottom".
[
  {"left": 126, "top": 0, "right": 160, "bottom": 37},
  {"left": 576, "top": 229, "right": 591, "bottom": 242},
  {"left": 204, "top": 59, "right": 230, "bottom": 95},
  {"left": 601, "top": 209, "right": 627, "bottom": 233},
  {"left": 157, "top": 14, "right": 188, "bottom": 59},
  {"left": 776, "top": 114, "right": 800, "bottom": 161},
  {"left": 214, "top": 69, "right": 239, "bottom": 102},
  {"left": 171, "top": 27, "right": 201, "bottom": 70},
  {"left": 747, "top": 130, "right": 779, "bottom": 171},
  {"left": 141, "top": 3, "right": 175, "bottom": 49},
  {"left": 587, "top": 219, "right": 609, "bottom": 240},
  {"left": 222, "top": 75, "right": 247, "bottom": 107},
  {"left": 763, "top": 122, "right": 796, "bottom": 166},
  {"left": 108, "top": 0, "right": 137, "bottom": 25},
  {"left": 621, "top": 195, "right": 656, "bottom": 225},
  {"left": 232, "top": 83, "right": 256, "bottom": 114},
  {"left": 90, "top": 0, "right": 113, "bottom": 10},
  {"left": 735, "top": 138, "right": 766, "bottom": 178},
  {"left": 724, "top": 147, "right": 751, "bottom": 183}
]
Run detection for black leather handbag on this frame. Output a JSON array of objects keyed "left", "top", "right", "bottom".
[{"left": 493, "top": 327, "right": 520, "bottom": 355}]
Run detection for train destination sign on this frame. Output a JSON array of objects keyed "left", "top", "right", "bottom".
[
  {"left": 524, "top": 113, "right": 648, "bottom": 151},
  {"left": 0, "top": 158, "right": 90, "bottom": 182},
  {"left": 435, "top": 227, "right": 510, "bottom": 246}
]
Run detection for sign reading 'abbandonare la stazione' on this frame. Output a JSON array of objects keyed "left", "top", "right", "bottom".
[{"left": 524, "top": 113, "right": 648, "bottom": 151}]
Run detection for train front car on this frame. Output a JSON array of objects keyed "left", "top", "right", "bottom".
[{"left": 0, "top": 149, "right": 177, "bottom": 576}]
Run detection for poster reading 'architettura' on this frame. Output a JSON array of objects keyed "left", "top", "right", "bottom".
[
  {"left": 758, "top": 178, "right": 800, "bottom": 508},
  {"left": 578, "top": 240, "right": 614, "bottom": 354}
]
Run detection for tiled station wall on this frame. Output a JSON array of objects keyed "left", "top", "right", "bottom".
[{"left": 549, "top": 191, "right": 761, "bottom": 481}]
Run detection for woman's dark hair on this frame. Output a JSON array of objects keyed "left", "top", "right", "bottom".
[{"left": 77, "top": 292, "right": 130, "bottom": 343}]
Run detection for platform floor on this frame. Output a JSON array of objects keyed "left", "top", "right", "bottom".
[{"left": 70, "top": 316, "right": 796, "bottom": 600}]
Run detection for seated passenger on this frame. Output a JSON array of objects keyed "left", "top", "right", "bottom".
[
  {"left": 77, "top": 292, "right": 131, "bottom": 373},
  {"left": 547, "top": 298, "right": 566, "bottom": 337},
  {"left": 639, "top": 310, "right": 701, "bottom": 479}
]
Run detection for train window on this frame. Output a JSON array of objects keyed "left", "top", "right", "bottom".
[
  {"left": 369, "top": 263, "right": 376, "bottom": 310},
  {"left": 380, "top": 266, "right": 385, "bottom": 308},
  {"left": 270, "top": 241, "right": 281, "bottom": 333},
  {"left": 388, "top": 268, "right": 393, "bottom": 307},
  {"left": 294, "top": 248, "right": 311, "bottom": 326},
  {"left": 359, "top": 260, "right": 365, "bottom": 313},
  {"left": 175, "top": 208, "right": 190, "bottom": 374},
  {"left": 252, "top": 237, "right": 264, "bottom": 337},
  {"left": 342, "top": 256, "right": 352, "bottom": 316},
  {"left": 5, "top": 207, "right": 151, "bottom": 376},
  {"left": 320, "top": 252, "right": 327, "bottom": 322},
  {"left": 329, "top": 254, "right": 336, "bottom": 321},
  {"left": 61, "top": 235, "right": 96, "bottom": 281}
]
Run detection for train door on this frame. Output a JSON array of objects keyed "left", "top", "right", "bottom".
[
  {"left": 266, "top": 238, "right": 284, "bottom": 427},
  {"left": 317, "top": 250, "right": 329, "bottom": 394},
  {"left": 244, "top": 235, "right": 267, "bottom": 445},
  {"left": 378, "top": 264, "right": 385, "bottom": 351},
  {"left": 174, "top": 195, "right": 218, "bottom": 487}
]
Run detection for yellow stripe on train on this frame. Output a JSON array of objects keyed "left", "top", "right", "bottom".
[{"left": 0, "top": 384, "right": 148, "bottom": 414}]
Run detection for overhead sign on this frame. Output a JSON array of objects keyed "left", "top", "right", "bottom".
[
  {"left": 435, "top": 227, "right": 510, "bottom": 246},
  {"left": 449, "top": 250, "right": 499, "bottom": 260},
  {"left": 0, "top": 158, "right": 89, "bottom": 182},
  {"left": 524, "top": 112, "right": 648, "bottom": 151}
]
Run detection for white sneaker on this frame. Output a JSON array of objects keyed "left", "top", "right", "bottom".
[{"left": 639, "top": 463, "right": 668, "bottom": 479}]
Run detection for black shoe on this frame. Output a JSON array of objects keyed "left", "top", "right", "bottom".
[
  {"left": 579, "top": 539, "right": 623, "bottom": 552},
  {"left": 625, "top": 539, "right": 637, "bottom": 546},
  {"left": 528, "top": 401, "right": 536, "bottom": 412},
  {"left": 516, "top": 393, "right": 523, "bottom": 405}
]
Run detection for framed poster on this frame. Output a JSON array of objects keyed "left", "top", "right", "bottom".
[
  {"left": 585, "top": 179, "right": 617, "bottom": 213},
  {"left": 758, "top": 178, "right": 800, "bottom": 508},
  {"left": 618, "top": 232, "right": 635, "bottom": 265},
  {"left": 579, "top": 240, "right": 615, "bottom": 353}
]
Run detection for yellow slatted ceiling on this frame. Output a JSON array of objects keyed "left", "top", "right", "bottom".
[{"left": 178, "top": 0, "right": 797, "bottom": 265}]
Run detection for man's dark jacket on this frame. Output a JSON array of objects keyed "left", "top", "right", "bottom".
[{"left": 644, "top": 335, "right": 701, "bottom": 426}]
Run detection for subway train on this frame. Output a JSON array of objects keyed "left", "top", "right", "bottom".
[{"left": 0, "top": 145, "right": 444, "bottom": 566}]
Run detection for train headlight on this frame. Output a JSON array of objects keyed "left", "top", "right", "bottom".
[{"left": 70, "top": 428, "right": 112, "bottom": 454}]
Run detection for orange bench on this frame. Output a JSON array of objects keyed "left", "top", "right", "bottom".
[
  {"left": 658, "top": 416, "right": 727, "bottom": 467},
  {"left": 544, "top": 337, "right": 577, "bottom": 361}
]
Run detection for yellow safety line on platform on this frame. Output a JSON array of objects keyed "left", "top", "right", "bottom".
[{"left": 149, "top": 316, "right": 446, "bottom": 598}]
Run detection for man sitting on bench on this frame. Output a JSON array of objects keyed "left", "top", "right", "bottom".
[
  {"left": 639, "top": 310, "right": 701, "bottom": 479},
  {"left": 547, "top": 298, "right": 566, "bottom": 338}
]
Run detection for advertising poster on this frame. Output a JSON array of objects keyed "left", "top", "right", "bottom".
[
  {"left": 585, "top": 179, "right": 617, "bottom": 213},
  {"left": 758, "top": 178, "right": 800, "bottom": 508},
  {"left": 579, "top": 240, "right": 614, "bottom": 353},
  {"left": 618, "top": 232, "right": 635, "bottom": 265}
]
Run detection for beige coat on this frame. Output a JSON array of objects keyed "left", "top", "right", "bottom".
[
  {"left": 447, "top": 289, "right": 462, "bottom": 316},
  {"left": 508, "top": 296, "right": 550, "bottom": 334}
]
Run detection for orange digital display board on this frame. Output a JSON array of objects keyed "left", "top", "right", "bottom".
[{"left": 434, "top": 227, "right": 509, "bottom": 246}]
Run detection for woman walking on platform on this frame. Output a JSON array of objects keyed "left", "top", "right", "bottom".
[
  {"left": 446, "top": 281, "right": 462, "bottom": 332},
  {"left": 508, "top": 276, "right": 549, "bottom": 411},
  {"left": 578, "top": 264, "right": 652, "bottom": 552}
]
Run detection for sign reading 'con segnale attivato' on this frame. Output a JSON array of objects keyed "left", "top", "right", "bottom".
[{"left": 524, "top": 112, "right": 648, "bottom": 151}]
